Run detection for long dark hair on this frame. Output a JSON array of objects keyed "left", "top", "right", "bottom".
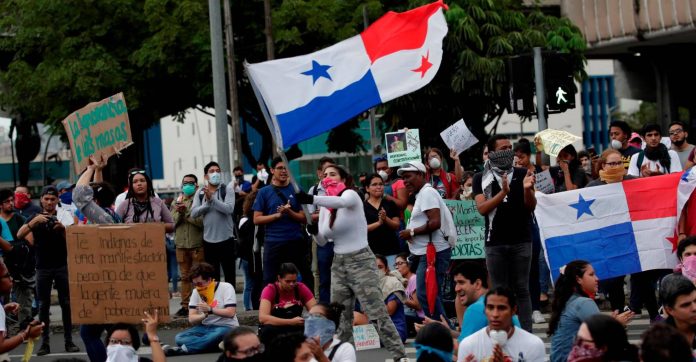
[
  {"left": 560, "top": 144, "right": 581, "bottom": 173},
  {"left": 324, "top": 164, "right": 354, "bottom": 228},
  {"left": 585, "top": 314, "right": 639, "bottom": 361},
  {"left": 123, "top": 169, "right": 155, "bottom": 222},
  {"left": 104, "top": 323, "right": 140, "bottom": 350},
  {"left": 548, "top": 260, "right": 591, "bottom": 335}
]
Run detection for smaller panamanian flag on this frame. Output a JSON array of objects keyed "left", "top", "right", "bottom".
[
  {"left": 535, "top": 172, "right": 695, "bottom": 282},
  {"left": 245, "top": 1, "right": 448, "bottom": 148}
]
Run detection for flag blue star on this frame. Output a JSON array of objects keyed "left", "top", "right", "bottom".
[
  {"left": 569, "top": 194, "right": 595, "bottom": 219},
  {"left": 301, "top": 60, "right": 332, "bottom": 84}
]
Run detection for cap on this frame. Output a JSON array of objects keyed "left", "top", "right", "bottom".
[
  {"left": 55, "top": 181, "right": 75, "bottom": 191},
  {"left": 41, "top": 185, "right": 59, "bottom": 197},
  {"left": 397, "top": 161, "right": 426, "bottom": 176}
]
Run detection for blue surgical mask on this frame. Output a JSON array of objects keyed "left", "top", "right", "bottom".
[
  {"left": 182, "top": 184, "right": 196, "bottom": 196},
  {"left": 304, "top": 315, "right": 335, "bottom": 346},
  {"left": 59, "top": 192, "right": 73, "bottom": 205},
  {"left": 208, "top": 172, "right": 222, "bottom": 186}
]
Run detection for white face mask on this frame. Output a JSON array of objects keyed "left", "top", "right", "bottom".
[
  {"left": 610, "top": 139, "right": 623, "bottom": 149},
  {"left": 106, "top": 344, "right": 138, "bottom": 362},
  {"left": 428, "top": 157, "right": 441, "bottom": 169},
  {"left": 208, "top": 172, "right": 222, "bottom": 186},
  {"left": 257, "top": 169, "right": 269, "bottom": 182},
  {"left": 378, "top": 170, "right": 389, "bottom": 181},
  {"left": 488, "top": 329, "right": 508, "bottom": 347}
]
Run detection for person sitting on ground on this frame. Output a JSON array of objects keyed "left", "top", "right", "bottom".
[
  {"left": 640, "top": 323, "right": 694, "bottom": 362},
  {"left": 258, "top": 262, "right": 317, "bottom": 345},
  {"left": 457, "top": 287, "right": 545, "bottom": 362},
  {"left": 659, "top": 273, "right": 696, "bottom": 349},
  {"left": 165, "top": 262, "right": 239, "bottom": 356},
  {"left": 375, "top": 254, "right": 408, "bottom": 342},
  {"left": 216, "top": 326, "right": 265, "bottom": 362},
  {"left": 304, "top": 302, "right": 356, "bottom": 362},
  {"left": 568, "top": 314, "right": 638, "bottom": 362},
  {"left": 266, "top": 332, "right": 315, "bottom": 362},
  {"left": 104, "top": 310, "right": 164, "bottom": 362},
  {"left": 0, "top": 259, "right": 43, "bottom": 355},
  {"left": 414, "top": 322, "right": 454, "bottom": 362},
  {"left": 394, "top": 252, "right": 423, "bottom": 336}
]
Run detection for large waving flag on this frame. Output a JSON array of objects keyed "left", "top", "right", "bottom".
[
  {"left": 535, "top": 172, "right": 695, "bottom": 282},
  {"left": 245, "top": 1, "right": 448, "bottom": 148}
]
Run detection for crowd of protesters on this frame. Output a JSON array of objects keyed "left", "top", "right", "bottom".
[{"left": 0, "top": 121, "right": 696, "bottom": 361}]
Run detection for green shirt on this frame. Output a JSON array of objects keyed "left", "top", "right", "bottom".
[{"left": 170, "top": 196, "right": 204, "bottom": 249}]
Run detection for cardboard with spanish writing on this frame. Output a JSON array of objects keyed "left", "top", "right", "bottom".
[
  {"left": 62, "top": 92, "right": 133, "bottom": 174},
  {"left": 534, "top": 170, "right": 555, "bottom": 194},
  {"left": 353, "top": 324, "right": 381, "bottom": 351},
  {"left": 535, "top": 129, "right": 581, "bottom": 158},
  {"left": 444, "top": 199, "right": 485, "bottom": 259},
  {"left": 440, "top": 119, "right": 478, "bottom": 156},
  {"left": 66, "top": 223, "right": 170, "bottom": 324},
  {"left": 386, "top": 129, "right": 421, "bottom": 167}
]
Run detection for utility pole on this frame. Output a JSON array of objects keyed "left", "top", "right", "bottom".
[
  {"left": 209, "top": 0, "right": 231, "bottom": 180},
  {"left": 363, "top": 6, "right": 380, "bottom": 156},
  {"left": 533, "top": 47, "right": 547, "bottom": 131},
  {"left": 223, "top": 0, "right": 243, "bottom": 169},
  {"left": 264, "top": 0, "right": 274, "bottom": 60}
]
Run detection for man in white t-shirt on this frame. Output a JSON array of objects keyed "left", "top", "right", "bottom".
[
  {"left": 458, "top": 287, "right": 545, "bottom": 362},
  {"left": 165, "top": 262, "right": 238, "bottom": 356},
  {"left": 397, "top": 161, "right": 453, "bottom": 322}
]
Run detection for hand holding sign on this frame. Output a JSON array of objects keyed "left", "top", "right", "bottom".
[{"left": 440, "top": 119, "right": 478, "bottom": 156}]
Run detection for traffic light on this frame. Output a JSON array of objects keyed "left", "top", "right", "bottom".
[
  {"left": 506, "top": 55, "right": 535, "bottom": 116},
  {"left": 544, "top": 53, "right": 576, "bottom": 111}
]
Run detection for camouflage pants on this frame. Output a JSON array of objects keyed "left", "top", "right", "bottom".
[{"left": 332, "top": 247, "right": 406, "bottom": 360}]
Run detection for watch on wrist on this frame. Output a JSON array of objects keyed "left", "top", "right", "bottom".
[{"left": 409, "top": 229, "right": 415, "bottom": 237}]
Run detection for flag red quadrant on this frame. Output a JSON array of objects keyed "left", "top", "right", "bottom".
[{"left": 623, "top": 172, "right": 680, "bottom": 221}]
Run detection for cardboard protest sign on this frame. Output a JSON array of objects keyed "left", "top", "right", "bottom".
[
  {"left": 444, "top": 200, "right": 485, "bottom": 259},
  {"left": 535, "top": 129, "right": 581, "bottom": 157},
  {"left": 62, "top": 93, "right": 133, "bottom": 174},
  {"left": 440, "top": 119, "right": 478, "bottom": 156},
  {"left": 353, "top": 324, "right": 380, "bottom": 351},
  {"left": 534, "top": 170, "right": 555, "bottom": 194},
  {"left": 67, "top": 224, "right": 170, "bottom": 324},
  {"left": 386, "top": 129, "right": 421, "bottom": 167}
]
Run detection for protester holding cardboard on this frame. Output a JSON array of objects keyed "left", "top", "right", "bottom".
[{"left": 116, "top": 169, "right": 174, "bottom": 232}]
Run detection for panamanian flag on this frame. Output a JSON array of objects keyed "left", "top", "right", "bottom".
[
  {"left": 536, "top": 172, "right": 696, "bottom": 282},
  {"left": 245, "top": 1, "right": 448, "bottom": 148}
]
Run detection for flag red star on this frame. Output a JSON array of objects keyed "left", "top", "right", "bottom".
[
  {"left": 667, "top": 229, "right": 680, "bottom": 252},
  {"left": 411, "top": 51, "right": 432, "bottom": 78}
]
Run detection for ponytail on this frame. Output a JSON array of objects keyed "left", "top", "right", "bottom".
[{"left": 547, "top": 260, "right": 591, "bottom": 336}]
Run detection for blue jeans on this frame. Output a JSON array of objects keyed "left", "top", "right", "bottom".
[
  {"left": 167, "top": 246, "right": 179, "bottom": 293},
  {"left": 175, "top": 324, "right": 234, "bottom": 353},
  {"left": 317, "top": 243, "right": 334, "bottom": 303},
  {"left": 416, "top": 247, "right": 451, "bottom": 322},
  {"left": 485, "top": 243, "right": 533, "bottom": 332},
  {"left": 80, "top": 324, "right": 111, "bottom": 362},
  {"left": 240, "top": 259, "right": 254, "bottom": 310}
]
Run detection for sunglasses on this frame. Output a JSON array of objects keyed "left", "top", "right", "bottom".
[{"left": 130, "top": 170, "right": 146, "bottom": 176}]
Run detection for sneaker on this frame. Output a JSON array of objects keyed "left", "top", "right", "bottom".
[
  {"left": 163, "top": 346, "right": 188, "bottom": 357},
  {"left": 65, "top": 341, "right": 80, "bottom": 352},
  {"left": 175, "top": 307, "right": 188, "bottom": 317},
  {"left": 37, "top": 343, "right": 50, "bottom": 356},
  {"left": 532, "top": 310, "right": 546, "bottom": 324}
]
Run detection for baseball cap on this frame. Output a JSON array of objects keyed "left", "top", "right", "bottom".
[
  {"left": 41, "top": 185, "right": 59, "bottom": 197},
  {"left": 55, "top": 180, "right": 75, "bottom": 191},
  {"left": 397, "top": 161, "right": 426, "bottom": 176}
]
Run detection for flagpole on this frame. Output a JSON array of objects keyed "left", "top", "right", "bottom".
[{"left": 245, "top": 63, "right": 313, "bottom": 224}]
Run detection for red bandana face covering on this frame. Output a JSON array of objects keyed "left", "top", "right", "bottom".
[
  {"left": 14, "top": 193, "right": 30, "bottom": 210},
  {"left": 321, "top": 177, "right": 346, "bottom": 197}
]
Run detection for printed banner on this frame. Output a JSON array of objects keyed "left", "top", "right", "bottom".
[
  {"left": 440, "top": 119, "right": 478, "bottom": 156},
  {"left": 386, "top": 129, "right": 421, "bottom": 167},
  {"left": 444, "top": 199, "right": 485, "bottom": 259},
  {"left": 67, "top": 224, "right": 170, "bottom": 324},
  {"left": 62, "top": 92, "right": 133, "bottom": 174}
]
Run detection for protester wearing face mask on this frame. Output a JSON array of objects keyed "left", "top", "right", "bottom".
[
  {"left": 104, "top": 311, "right": 163, "bottom": 362},
  {"left": 607, "top": 120, "right": 641, "bottom": 170},
  {"left": 191, "top": 161, "right": 237, "bottom": 283},
  {"left": 568, "top": 314, "right": 638, "bottom": 362},
  {"left": 170, "top": 174, "right": 205, "bottom": 317},
  {"left": 675, "top": 237, "right": 696, "bottom": 284},
  {"left": 473, "top": 134, "right": 536, "bottom": 332},
  {"left": 304, "top": 302, "right": 356, "bottom": 362},
  {"left": 55, "top": 180, "right": 77, "bottom": 216},
  {"left": 374, "top": 157, "right": 408, "bottom": 210},
  {"left": 13, "top": 185, "right": 40, "bottom": 219},
  {"left": 251, "top": 161, "right": 271, "bottom": 191},
  {"left": 216, "top": 326, "right": 265, "bottom": 362},
  {"left": 424, "top": 148, "right": 462, "bottom": 200},
  {"left": 233, "top": 166, "right": 252, "bottom": 197},
  {"left": 457, "top": 172, "right": 475, "bottom": 201}
]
